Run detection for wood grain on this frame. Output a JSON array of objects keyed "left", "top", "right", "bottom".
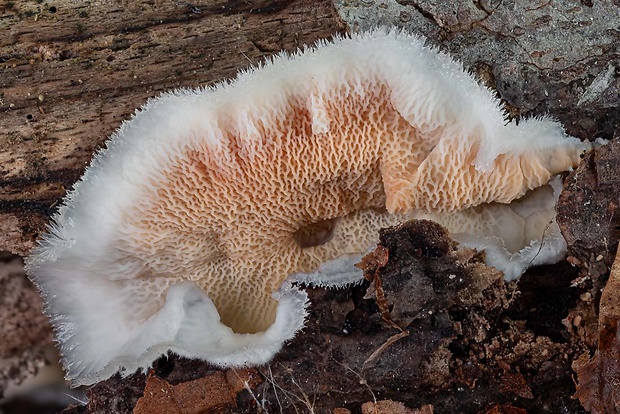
[{"left": 0, "top": 0, "right": 346, "bottom": 254}]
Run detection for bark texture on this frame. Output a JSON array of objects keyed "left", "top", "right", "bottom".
[
  {"left": 0, "top": 0, "right": 346, "bottom": 255},
  {"left": 336, "top": 0, "right": 619, "bottom": 138}
]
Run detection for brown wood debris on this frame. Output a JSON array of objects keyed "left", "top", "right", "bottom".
[
  {"left": 361, "top": 400, "right": 434, "bottom": 414},
  {"left": 133, "top": 369, "right": 261, "bottom": 414},
  {"left": 333, "top": 400, "right": 433, "bottom": 414},
  {"left": 477, "top": 404, "right": 527, "bottom": 414},
  {"left": 573, "top": 244, "right": 620, "bottom": 413}
]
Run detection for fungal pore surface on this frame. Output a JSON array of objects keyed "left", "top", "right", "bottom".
[{"left": 26, "top": 29, "right": 593, "bottom": 385}]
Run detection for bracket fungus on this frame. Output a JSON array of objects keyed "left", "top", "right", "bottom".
[{"left": 26, "top": 29, "right": 594, "bottom": 385}]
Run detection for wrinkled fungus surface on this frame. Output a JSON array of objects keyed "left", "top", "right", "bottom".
[{"left": 26, "top": 29, "right": 591, "bottom": 385}]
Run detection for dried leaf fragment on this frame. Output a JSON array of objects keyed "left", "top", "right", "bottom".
[
  {"left": 133, "top": 369, "right": 261, "bottom": 414},
  {"left": 478, "top": 404, "right": 527, "bottom": 414}
]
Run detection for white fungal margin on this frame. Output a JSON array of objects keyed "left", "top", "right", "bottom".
[
  {"left": 29, "top": 272, "right": 310, "bottom": 387},
  {"left": 413, "top": 176, "right": 568, "bottom": 280}
]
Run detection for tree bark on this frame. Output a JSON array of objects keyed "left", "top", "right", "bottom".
[{"left": 0, "top": 0, "right": 346, "bottom": 255}]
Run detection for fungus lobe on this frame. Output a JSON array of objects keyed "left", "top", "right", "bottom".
[{"left": 26, "top": 29, "right": 592, "bottom": 385}]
